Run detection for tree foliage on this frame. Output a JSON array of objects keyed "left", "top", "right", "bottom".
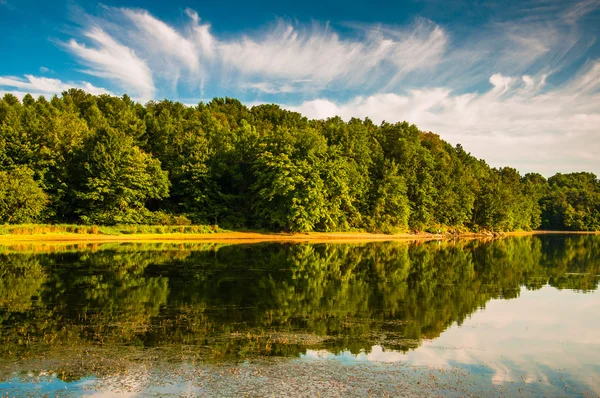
[
  {"left": 0, "top": 91, "right": 598, "bottom": 231},
  {"left": 72, "top": 127, "right": 170, "bottom": 225},
  {"left": 0, "top": 166, "right": 47, "bottom": 223}
]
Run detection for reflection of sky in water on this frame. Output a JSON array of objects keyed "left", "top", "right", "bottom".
[
  {"left": 303, "top": 285, "right": 600, "bottom": 394},
  {"left": 0, "top": 374, "right": 93, "bottom": 395},
  {"left": 2, "top": 285, "right": 598, "bottom": 396},
  {"left": 0, "top": 371, "right": 201, "bottom": 397}
]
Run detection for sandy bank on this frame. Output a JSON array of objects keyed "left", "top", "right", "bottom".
[{"left": 0, "top": 230, "right": 597, "bottom": 245}]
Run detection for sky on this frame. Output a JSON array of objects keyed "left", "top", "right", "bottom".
[{"left": 1, "top": 0, "right": 599, "bottom": 176}]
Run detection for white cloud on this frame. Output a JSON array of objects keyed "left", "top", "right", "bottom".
[
  {"left": 63, "top": 8, "right": 447, "bottom": 95},
  {"left": 185, "top": 8, "right": 216, "bottom": 59},
  {"left": 63, "top": 27, "right": 155, "bottom": 101},
  {"left": 428, "top": 0, "right": 598, "bottom": 92},
  {"left": 286, "top": 62, "right": 600, "bottom": 176},
  {"left": 121, "top": 8, "right": 201, "bottom": 76},
  {"left": 564, "top": 0, "right": 600, "bottom": 23},
  {"left": 565, "top": 59, "right": 600, "bottom": 95},
  {"left": 218, "top": 18, "right": 447, "bottom": 91},
  {"left": 58, "top": 1, "right": 596, "bottom": 99},
  {"left": 304, "top": 285, "right": 600, "bottom": 394},
  {"left": 488, "top": 73, "right": 515, "bottom": 94},
  {"left": 0, "top": 74, "right": 111, "bottom": 96}
]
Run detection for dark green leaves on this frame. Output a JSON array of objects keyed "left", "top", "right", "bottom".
[
  {"left": 72, "top": 127, "right": 170, "bottom": 225},
  {"left": 0, "top": 91, "right": 598, "bottom": 232}
]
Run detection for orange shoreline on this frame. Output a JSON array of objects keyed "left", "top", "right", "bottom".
[{"left": 0, "top": 230, "right": 597, "bottom": 245}]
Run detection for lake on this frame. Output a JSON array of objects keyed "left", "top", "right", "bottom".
[{"left": 0, "top": 235, "right": 598, "bottom": 396}]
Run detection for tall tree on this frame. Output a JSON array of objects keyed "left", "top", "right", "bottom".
[{"left": 72, "top": 126, "right": 170, "bottom": 224}]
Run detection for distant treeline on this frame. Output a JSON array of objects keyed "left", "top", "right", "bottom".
[{"left": 0, "top": 90, "right": 599, "bottom": 232}]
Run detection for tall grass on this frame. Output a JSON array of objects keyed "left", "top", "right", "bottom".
[
  {"left": 0, "top": 224, "right": 225, "bottom": 236},
  {"left": 0, "top": 241, "right": 227, "bottom": 254}
]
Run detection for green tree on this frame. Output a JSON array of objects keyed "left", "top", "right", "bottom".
[
  {"left": 542, "top": 173, "right": 600, "bottom": 231},
  {"left": 0, "top": 166, "right": 48, "bottom": 223},
  {"left": 72, "top": 127, "right": 170, "bottom": 224},
  {"left": 367, "top": 160, "right": 410, "bottom": 233},
  {"left": 251, "top": 128, "right": 329, "bottom": 231},
  {"left": 0, "top": 90, "right": 599, "bottom": 232}
]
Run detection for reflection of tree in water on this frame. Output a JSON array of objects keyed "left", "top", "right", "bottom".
[
  {"left": 45, "top": 250, "right": 172, "bottom": 329},
  {"left": 0, "top": 255, "right": 47, "bottom": 313},
  {"left": 0, "top": 236, "right": 598, "bottom": 377}
]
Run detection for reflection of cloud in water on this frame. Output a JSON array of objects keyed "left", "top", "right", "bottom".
[
  {"left": 303, "top": 345, "right": 404, "bottom": 363},
  {"left": 87, "top": 364, "right": 203, "bottom": 397},
  {"left": 304, "top": 285, "right": 600, "bottom": 394}
]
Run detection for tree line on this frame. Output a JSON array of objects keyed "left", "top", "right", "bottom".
[{"left": 1, "top": 90, "right": 599, "bottom": 232}]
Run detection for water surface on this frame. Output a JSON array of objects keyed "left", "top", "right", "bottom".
[{"left": 0, "top": 235, "right": 598, "bottom": 396}]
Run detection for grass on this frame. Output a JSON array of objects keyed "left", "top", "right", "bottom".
[
  {"left": 0, "top": 241, "right": 228, "bottom": 254},
  {"left": 0, "top": 224, "right": 597, "bottom": 245},
  {"left": 0, "top": 223, "right": 225, "bottom": 236}
]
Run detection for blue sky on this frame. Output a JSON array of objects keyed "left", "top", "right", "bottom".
[{"left": 1, "top": 0, "right": 599, "bottom": 176}]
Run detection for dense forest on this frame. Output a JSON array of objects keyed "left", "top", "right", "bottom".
[{"left": 0, "top": 90, "right": 599, "bottom": 232}]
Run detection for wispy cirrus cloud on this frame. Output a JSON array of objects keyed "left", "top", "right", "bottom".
[
  {"left": 61, "top": 7, "right": 448, "bottom": 96},
  {"left": 0, "top": 74, "right": 111, "bottom": 98},
  {"left": 122, "top": 9, "right": 200, "bottom": 74},
  {"left": 62, "top": 26, "right": 155, "bottom": 101},
  {"left": 184, "top": 9, "right": 216, "bottom": 60},
  {"left": 218, "top": 18, "right": 448, "bottom": 92},
  {"left": 419, "top": 0, "right": 599, "bottom": 94},
  {"left": 58, "top": 1, "right": 598, "bottom": 98}
]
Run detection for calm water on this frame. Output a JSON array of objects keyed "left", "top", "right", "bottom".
[{"left": 0, "top": 235, "right": 598, "bottom": 396}]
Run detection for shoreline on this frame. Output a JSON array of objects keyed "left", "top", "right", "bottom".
[{"left": 0, "top": 229, "right": 598, "bottom": 244}]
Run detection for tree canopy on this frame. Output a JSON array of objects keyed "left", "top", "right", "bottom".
[{"left": 0, "top": 90, "right": 598, "bottom": 232}]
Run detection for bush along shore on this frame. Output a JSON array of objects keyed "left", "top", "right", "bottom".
[
  {"left": 1, "top": 90, "right": 599, "bottom": 233},
  {"left": 0, "top": 224, "right": 225, "bottom": 236}
]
